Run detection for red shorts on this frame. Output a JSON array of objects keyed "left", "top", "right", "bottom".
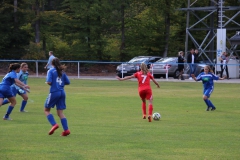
[{"left": 139, "top": 89, "right": 152, "bottom": 100}]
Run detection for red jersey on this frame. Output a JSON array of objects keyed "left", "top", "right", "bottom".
[{"left": 134, "top": 71, "right": 153, "bottom": 92}]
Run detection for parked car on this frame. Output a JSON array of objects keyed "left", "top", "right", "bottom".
[
  {"left": 185, "top": 59, "right": 216, "bottom": 76},
  {"left": 116, "top": 56, "right": 162, "bottom": 77},
  {"left": 150, "top": 57, "right": 185, "bottom": 79}
]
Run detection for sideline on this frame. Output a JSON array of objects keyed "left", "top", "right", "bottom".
[{"left": 26, "top": 75, "right": 240, "bottom": 84}]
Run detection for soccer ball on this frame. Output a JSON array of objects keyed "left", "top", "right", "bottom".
[{"left": 152, "top": 112, "right": 161, "bottom": 121}]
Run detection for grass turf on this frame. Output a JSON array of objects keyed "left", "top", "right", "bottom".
[{"left": 0, "top": 78, "right": 239, "bottom": 160}]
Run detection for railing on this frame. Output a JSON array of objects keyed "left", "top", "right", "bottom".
[{"left": 0, "top": 59, "right": 239, "bottom": 79}]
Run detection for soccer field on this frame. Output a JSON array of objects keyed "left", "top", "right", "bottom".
[{"left": 0, "top": 77, "right": 239, "bottom": 160}]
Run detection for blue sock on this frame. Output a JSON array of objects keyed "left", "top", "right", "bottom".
[
  {"left": 61, "top": 118, "right": 69, "bottom": 131},
  {"left": 208, "top": 100, "right": 216, "bottom": 109},
  {"left": 20, "top": 100, "right": 27, "bottom": 111},
  {"left": 4, "top": 106, "right": 14, "bottom": 118},
  {"left": 47, "top": 114, "right": 57, "bottom": 126},
  {"left": 204, "top": 99, "right": 210, "bottom": 108},
  {"left": 2, "top": 99, "right": 9, "bottom": 105}
]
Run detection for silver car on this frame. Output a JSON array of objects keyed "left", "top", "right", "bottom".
[
  {"left": 116, "top": 56, "right": 162, "bottom": 77},
  {"left": 150, "top": 57, "right": 182, "bottom": 78}
]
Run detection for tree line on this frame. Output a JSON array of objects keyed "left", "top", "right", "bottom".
[{"left": 0, "top": 0, "right": 239, "bottom": 62}]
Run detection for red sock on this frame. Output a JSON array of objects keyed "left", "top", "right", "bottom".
[
  {"left": 148, "top": 104, "right": 153, "bottom": 116},
  {"left": 142, "top": 102, "right": 146, "bottom": 116}
]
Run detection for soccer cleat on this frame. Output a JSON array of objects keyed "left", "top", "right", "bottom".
[
  {"left": 48, "top": 124, "right": 59, "bottom": 135},
  {"left": 3, "top": 116, "right": 12, "bottom": 120},
  {"left": 61, "top": 130, "right": 70, "bottom": 136},
  {"left": 20, "top": 110, "right": 28, "bottom": 112},
  {"left": 211, "top": 108, "right": 216, "bottom": 111},
  {"left": 206, "top": 107, "right": 210, "bottom": 111},
  {"left": 148, "top": 116, "right": 152, "bottom": 122},
  {"left": 142, "top": 115, "right": 146, "bottom": 119}
]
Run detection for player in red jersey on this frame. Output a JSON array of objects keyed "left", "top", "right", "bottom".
[{"left": 116, "top": 63, "right": 160, "bottom": 122}]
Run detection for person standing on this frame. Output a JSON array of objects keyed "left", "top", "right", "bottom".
[
  {"left": 2, "top": 63, "right": 30, "bottom": 112},
  {"left": 0, "top": 63, "right": 30, "bottom": 120},
  {"left": 44, "top": 51, "right": 55, "bottom": 70},
  {"left": 177, "top": 51, "right": 185, "bottom": 80},
  {"left": 219, "top": 52, "right": 229, "bottom": 79},
  {"left": 191, "top": 65, "right": 225, "bottom": 111},
  {"left": 44, "top": 57, "right": 71, "bottom": 136},
  {"left": 187, "top": 48, "right": 198, "bottom": 79},
  {"left": 116, "top": 63, "right": 160, "bottom": 122}
]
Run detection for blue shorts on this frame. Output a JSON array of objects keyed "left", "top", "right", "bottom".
[
  {"left": 203, "top": 88, "right": 213, "bottom": 98},
  {"left": 44, "top": 90, "right": 66, "bottom": 110},
  {"left": 0, "top": 85, "right": 14, "bottom": 98}
]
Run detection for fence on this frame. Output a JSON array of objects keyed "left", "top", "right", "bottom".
[{"left": 0, "top": 59, "right": 239, "bottom": 79}]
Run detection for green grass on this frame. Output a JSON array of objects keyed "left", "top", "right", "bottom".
[{"left": 0, "top": 78, "right": 240, "bottom": 160}]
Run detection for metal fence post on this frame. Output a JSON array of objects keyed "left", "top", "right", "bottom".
[
  {"left": 78, "top": 62, "right": 80, "bottom": 78},
  {"left": 36, "top": 60, "right": 38, "bottom": 77}
]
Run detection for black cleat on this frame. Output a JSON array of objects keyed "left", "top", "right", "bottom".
[
  {"left": 206, "top": 107, "right": 210, "bottom": 111},
  {"left": 211, "top": 108, "right": 216, "bottom": 111}
]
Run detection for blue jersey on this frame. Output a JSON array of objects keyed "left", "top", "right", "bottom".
[
  {"left": 13, "top": 70, "right": 29, "bottom": 91},
  {"left": 196, "top": 72, "right": 219, "bottom": 89},
  {"left": 0, "top": 71, "right": 17, "bottom": 98},
  {"left": 0, "top": 71, "right": 17, "bottom": 86},
  {"left": 46, "top": 68, "right": 70, "bottom": 93}
]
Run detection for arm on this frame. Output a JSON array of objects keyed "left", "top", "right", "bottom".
[
  {"left": 116, "top": 75, "right": 135, "bottom": 81},
  {"left": 191, "top": 74, "right": 197, "bottom": 81},
  {"left": 15, "top": 78, "right": 30, "bottom": 90},
  {"left": 152, "top": 78, "right": 160, "bottom": 88}
]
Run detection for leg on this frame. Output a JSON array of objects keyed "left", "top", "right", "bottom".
[
  {"left": 225, "top": 65, "right": 229, "bottom": 79},
  {"left": 141, "top": 99, "right": 146, "bottom": 119},
  {"left": 45, "top": 107, "right": 59, "bottom": 135},
  {"left": 189, "top": 64, "right": 193, "bottom": 77},
  {"left": 57, "top": 110, "right": 70, "bottom": 136},
  {"left": 147, "top": 95, "right": 153, "bottom": 122},
  {"left": 203, "top": 95, "right": 211, "bottom": 111},
  {"left": 20, "top": 93, "right": 28, "bottom": 112},
  {"left": 2, "top": 99, "right": 10, "bottom": 105},
  {"left": 220, "top": 65, "right": 223, "bottom": 78},
  {"left": 3, "top": 97, "right": 16, "bottom": 120},
  {"left": 0, "top": 98, "right": 3, "bottom": 107}
]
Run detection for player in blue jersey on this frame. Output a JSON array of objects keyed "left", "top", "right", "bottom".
[
  {"left": 0, "top": 63, "right": 30, "bottom": 120},
  {"left": 2, "top": 63, "right": 30, "bottom": 112},
  {"left": 191, "top": 65, "right": 225, "bottom": 111},
  {"left": 44, "top": 57, "right": 70, "bottom": 136}
]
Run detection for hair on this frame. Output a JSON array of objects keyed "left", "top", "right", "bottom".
[
  {"left": 178, "top": 51, "right": 183, "bottom": 56},
  {"left": 20, "top": 63, "right": 28, "bottom": 69},
  {"left": 204, "top": 65, "right": 214, "bottom": 73},
  {"left": 52, "top": 57, "right": 67, "bottom": 78},
  {"left": 8, "top": 63, "right": 21, "bottom": 72},
  {"left": 140, "top": 63, "right": 148, "bottom": 75}
]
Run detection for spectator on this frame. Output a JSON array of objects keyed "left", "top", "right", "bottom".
[
  {"left": 219, "top": 52, "right": 229, "bottom": 79},
  {"left": 177, "top": 51, "right": 185, "bottom": 80},
  {"left": 187, "top": 48, "right": 197, "bottom": 79},
  {"left": 44, "top": 51, "right": 55, "bottom": 70}
]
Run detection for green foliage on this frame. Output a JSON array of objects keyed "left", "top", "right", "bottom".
[
  {"left": 0, "top": 0, "right": 31, "bottom": 59},
  {"left": 0, "top": 0, "right": 239, "bottom": 60},
  {"left": 0, "top": 78, "right": 240, "bottom": 160}
]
